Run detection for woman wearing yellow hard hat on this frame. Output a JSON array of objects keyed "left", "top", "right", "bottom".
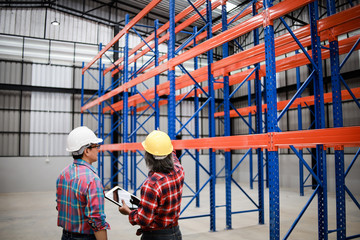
[{"left": 119, "top": 130, "right": 185, "bottom": 240}]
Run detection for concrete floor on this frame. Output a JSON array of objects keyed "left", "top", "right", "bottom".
[{"left": 0, "top": 183, "right": 359, "bottom": 240}]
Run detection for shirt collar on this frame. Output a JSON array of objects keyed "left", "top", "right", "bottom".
[{"left": 74, "top": 158, "right": 98, "bottom": 174}]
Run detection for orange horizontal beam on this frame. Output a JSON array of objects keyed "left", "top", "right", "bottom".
[
  {"left": 106, "top": 4, "right": 360, "bottom": 113},
  {"left": 317, "top": 3, "right": 360, "bottom": 32},
  {"left": 82, "top": 0, "right": 314, "bottom": 112},
  {"left": 82, "top": 0, "right": 162, "bottom": 74},
  {"left": 104, "top": 0, "right": 208, "bottom": 76},
  {"left": 272, "top": 126, "right": 360, "bottom": 149},
  {"left": 91, "top": 3, "right": 360, "bottom": 114},
  {"left": 110, "top": 0, "right": 223, "bottom": 77},
  {"left": 215, "top": 87, "right": 360, "bottom": 118},
  {"left": 170, "top": 0, "right": 314, "bottom": 68},
  {"left": 82, "top": 63, "right": 169, "bottom": 112},
  {"left": 104, "top": 22, "right": 311, "bottom": 113},
  {"left": 171, "top": 33, "right": 360, "bottom": 113},
  {"left": 99, "top": 126, "right": 360, "bottom": 152},
  {"left": 191, "top": 33, "right": 360, "bottom": 105},
  {"left": 105, "top": 31, "right": 359, "bottom": 114},
  {"left": 120, "top": 2, "right": 260, "bottom": 76}
]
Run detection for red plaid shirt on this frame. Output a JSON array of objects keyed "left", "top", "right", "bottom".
[{"left": 129, "top": 153, "right": 184, "bottom": 230}]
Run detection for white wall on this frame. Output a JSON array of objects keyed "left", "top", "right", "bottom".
[{"left": 0, "top": 156, "right": 72, "bottom": 193}]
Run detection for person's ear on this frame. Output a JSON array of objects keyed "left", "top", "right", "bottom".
[{"left": 83, "top": 148, "right": 89, "bottom": 156}]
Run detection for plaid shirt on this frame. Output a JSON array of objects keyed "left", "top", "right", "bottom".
[
  {"left": 129, "top": 153, "right": 185, "bottom": 230},
  {"left": 56, "top": 159, "right": 110, "bottom": 234}
]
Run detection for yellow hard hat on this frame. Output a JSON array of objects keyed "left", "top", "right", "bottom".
[{"left": 142, "top": 130, "right": 173, "bottom": 156}]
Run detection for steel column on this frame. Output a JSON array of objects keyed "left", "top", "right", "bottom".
[
  {"left": 154, "top": 19, "right": 160, "bottom": 129},
  {"left": 263, "top": 0, "right": 280, "bottom": 239},
  {"left": 131, "top": 51, "right": 138, "bottom": 191},
  {"left": 97, "top": 43, "right": 103, "bottom": 182},
  {"left": 206, "top": 0, "right": 216, "bottom": 232},
  {"left": 253, "top": 0, "right": 264, "bottom": 225},
  {"left": 296, "top": 50, "right": 304, "bottom": 197},
  {"left": 123, "top": 14, "right": 130, "bottom": 190},
  {"left": 221, "top": 1, "right": 232, "bottom": 230},
  {"left": 309, "top": 2, "right": 328, "bottom": 239},
  {"left": 81, "top": 62, "right": 85, "bottom": 126},
  {"left": 327, "top": 0, "right": 346, "bottom": 239},
  {"left": 168, "top": 0, "right": 176, "bottom": 139},
  {"left": 132, "top": 48, "right": 141, "bottom": 194},
  {"left": 193, "top": 26, "right": 200, "bottom": 208},
  {"left": 111, "top": 25, "right": 121, "bottom": 188}
]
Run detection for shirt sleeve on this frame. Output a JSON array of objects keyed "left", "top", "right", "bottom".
[
  {"left": 85, "top": 178, "right": 111, "bottom": 231},
  {"left": 172, "top": 152, "right": 183, "bottom": 172},
  {"left": 129, "top": 179, "right": 159, "bottom": 227}
]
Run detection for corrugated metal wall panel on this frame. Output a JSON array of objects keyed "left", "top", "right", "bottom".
[
  {"left": 31, "top": 64, "right": 72, "bottom": 88},
  {"left": 0, "top": 90, "right": 20, "bottom": 109},
  {"left": 0, "top": 62, "right": 21, "bottom": 84},
  {"left": 0, "top": 35, "right": 23, "bottom": 61},
  {"left": 0, "top": 110, "right": 20, "bottom": 132},
  {"left": 0, "top": 8, "right": 45, "bottom": 38},
  {"left": 27, "top": 63, "right": 72, "bottom": 156},
  {"left": 50, "top": 41, "right": 75, "bottom": 66},
  {"left": 0, "top": 9, "right": 113, "bottom": 45},
  {"left": 23, "top": 38, "right": 49, "bottom": 63},
  {"left": 21, "top": 111, "right": 31, "bottom": 133},
  {"left": 22, "top": 64, "right": 33, "bottom": 86},
  {"left": 74, "top": 43, "right": 99, "bottom": 67},
  {"left": 0, "top": 9, "right": 16, "bottom": 35},
  {"left": 21, "top": 92, "right": 32, "bottom": 111},
  {"left": 29, "top": 92, "right": 72, "bottom": 156},
  {"left": 98, "top": 24, "right": 113, "bottom": 46},
  {"left": 0, "top": 133, "right": 19, "bottom": 156},
  {"left": 20, "top": 133, "right": 30, "bottom": 155}
]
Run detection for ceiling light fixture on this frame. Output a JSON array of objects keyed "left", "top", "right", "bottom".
[
  {"left": 51, "top": 20, "right": 60, "bottom": 26},
  {"left": 51, "top": 0, "right": 60, "bottom": 26}
]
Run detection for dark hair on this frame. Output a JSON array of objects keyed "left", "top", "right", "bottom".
[
  {"left": 72, "top": 153, "right": 84, "bottom": 160},
  {"left": 144, "top": 152, "right": 174, "bottom": 173}
]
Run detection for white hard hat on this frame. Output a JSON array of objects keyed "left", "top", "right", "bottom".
[{"left": 66, "top": 126, "right": 103, "bottom": 152}]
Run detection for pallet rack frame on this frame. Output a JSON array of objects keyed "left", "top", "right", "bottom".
[{"left": 80, "top": 0, "right": 360, "bottom": 239}]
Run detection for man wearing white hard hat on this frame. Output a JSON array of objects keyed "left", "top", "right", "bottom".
[
  {"left": 119, "top": 130, "right": 185, "bottom": 240},
  {"left": 56, "top": 126, "right": 110, "bottom": 240}
]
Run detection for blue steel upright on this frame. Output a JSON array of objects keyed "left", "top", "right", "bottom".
[
  {"left": 98, "top": 43, "right": 104, "bottom": 182},
  {"left": 221, "top": 1, "right": 232, "bottom": 230},
  {"left": 81, "top": 62, "right": 85, "bottom": 126},
  {"left": 193, "top": 26, "right": 200, "bottom": 208},
  {"left": 206, "top": 0, "right": 216, "bottom": 232},
  {"left": 263, "top": 0, "right": 279, "bottom": 239},
  {"left": 123, "top": 14, "right": 130, "bottom": 191},
  {"left": 295, "top": 50, "right": 304, "bottom": 197},
  {"left": 154, "top": 19, "right": 160, "bottom": 129},
  {"left": 131, "top": 52, "right": 138, "bottom": 191},
  {"left": 168, "top": 0, "right": 176, "bottom": 140},
  {"left": 253, "top": 0, "right": 264, "bottom": 225},
  {"left": 327, "top": 0, "right": 345, "bottom": 239},
  {"left": 309, "top": 2, "right": 328, "bottom": 239}
]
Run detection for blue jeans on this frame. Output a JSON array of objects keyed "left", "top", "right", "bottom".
[
  {"left": 141, "top": 226, "right": 182, "bottom": 240},
  {"left": 61, "top": 230, "right": 96, "bottom": 240}
]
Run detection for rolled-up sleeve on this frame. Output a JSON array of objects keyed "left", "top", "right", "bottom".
[{"left": 85, "top": 179, "right": 110, "bottom": 231}]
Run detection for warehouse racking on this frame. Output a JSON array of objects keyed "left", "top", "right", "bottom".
[{"left": 80, "top": 0, "right": 360, "bottom": 239}]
